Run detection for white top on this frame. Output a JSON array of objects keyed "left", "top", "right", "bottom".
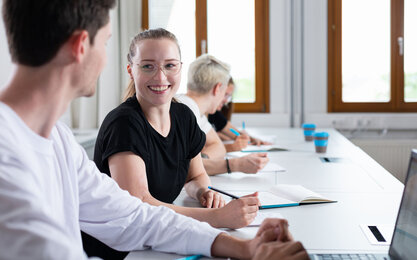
[
  {"left": 0, "top": 102, "right": 222, "bottom": 260},
  {"left": 176, "top": 94, "right": 212, "bottom": 134}
]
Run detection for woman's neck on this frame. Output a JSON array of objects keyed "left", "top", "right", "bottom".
[{"left": 137, "top": 95, "right": 172, "bottom": 137}]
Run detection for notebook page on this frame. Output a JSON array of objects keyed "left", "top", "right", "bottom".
[
  {"left": 258, "top": 191, "right": 296, "bottom": 206},
  {"left": 269, "top": 185, "right": 325, "bottom": 202}
]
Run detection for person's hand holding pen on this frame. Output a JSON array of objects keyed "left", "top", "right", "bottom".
[
  {"left": 249, "top": 136, "right": 273, "bottom": 146},
  {"left": 214, "top": 192, "right": 259, "bottom": 229},
  {"left": 225, "top": 128, "right": 250, "bottom": 152},
  {"left": 231, "top": 126, "right": 272, "bottom": 147},
  {"left": 228, "top": 134, "right": 250, "bottom": 151},
  {"left": 204, "top": 186, "right": 260, "bottom": 229}
]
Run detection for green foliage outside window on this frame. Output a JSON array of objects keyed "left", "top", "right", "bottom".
[
  {"left": 233, "top": 78, "right": 255, "bottom": 103},
  {"left": 405, "top": 72, "right": 417, "bottom": 102}
]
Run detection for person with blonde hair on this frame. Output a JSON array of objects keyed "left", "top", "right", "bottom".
[
  {"left": 177, "top": 55, "right": 270, "bottom": 175},
  {"left": 208, "top": 77, "right": 272, "bottom": 153}
]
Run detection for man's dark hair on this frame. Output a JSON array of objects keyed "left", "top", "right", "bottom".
[{"left": 2, "top": 0, "right": 116, "bottom": 67}]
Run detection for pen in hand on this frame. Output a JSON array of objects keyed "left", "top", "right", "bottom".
[
  {"left": 208, "top": 186, "right": 240, "bottom": 200},
  {"left": 229, "top": 128, "right": 240, "bottom": 136}
]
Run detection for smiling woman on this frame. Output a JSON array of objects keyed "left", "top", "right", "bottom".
[
  {"left": 126, "top": 38, "right": 182, "bottom": 108},
  {"left": 82, "top": 28, "right": 260, "bottom": 258}
]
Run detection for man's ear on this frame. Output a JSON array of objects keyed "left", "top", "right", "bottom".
[
  {"left": 70, "top": 30, "right": 89, "bottom": 63},
  {"left": 127, "top": 64, "right": 134, "bottom": 79},
  {"left": 212, "top": 82, "right": 223, "bottom": 96}
]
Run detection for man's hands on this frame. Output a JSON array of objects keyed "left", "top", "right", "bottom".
[
  {"left": 247, "top": 218, "right": 292, "bottom": 255},
  {"left": 249, "top": 218, "right": 309, "bottom": 260},
  {"left": 210, "top": 217, "right": 308, "bottom": 260},
  {"left": 253, "top": 241, "right": 309, "bottom": 260}
]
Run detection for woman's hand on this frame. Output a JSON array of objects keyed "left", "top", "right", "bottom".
[
  {"left": 198, "top": 188, "right": 226, "bottom": 208},
  {"left": 212, "top": 192, "right": 260, "bottom": 229},
  {"left": 250, "top": 136, "right": 273, "bottom": 146},
  {"left": 228, "top": 135, "right": 250, "bottom": 152}
]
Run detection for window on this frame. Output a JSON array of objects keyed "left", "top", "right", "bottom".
[
  {"left": 328, "top": 0, "right": 417, "bottom": 112},
  {"left": 142, "top": 0, "right": 269, "bottom": 112}
]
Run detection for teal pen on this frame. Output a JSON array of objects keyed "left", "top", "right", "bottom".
[
  {"left": 241, "top": 149, "right": 269, "bottom": 153},
  {"left": 229, "top": 128, "right": 240, "bottom": 136},
  {"left": 259, "top": 203, "right": 300, "bottom": 209},
  {"left": 242, "top": 121, "right": 246, "bottom": 130},
  {"left": 175, "top": 255, "right": 203, "bottom": 260}
]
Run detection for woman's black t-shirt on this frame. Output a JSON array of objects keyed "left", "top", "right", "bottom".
[
  {"left": 94, "top": 95, "right": 206, "bottom": 203},
  {"left": 208, "top": 110, "right": 228, "bottom": 132}
]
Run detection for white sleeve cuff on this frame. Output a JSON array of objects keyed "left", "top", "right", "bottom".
[{"left": 185, "top": 222, "right": 225, "bottom": 257}]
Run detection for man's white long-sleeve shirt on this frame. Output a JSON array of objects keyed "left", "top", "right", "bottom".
[{"left": 0, "top": 102, "right": 222, "bottom": 259}]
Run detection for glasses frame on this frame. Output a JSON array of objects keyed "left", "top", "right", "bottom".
[{"left": 134, "top": 61, "right": 183, "bottom": 77}]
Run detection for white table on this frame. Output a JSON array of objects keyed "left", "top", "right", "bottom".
[{"left": 127, "top": 127, "right": 404, "bottom": 259}]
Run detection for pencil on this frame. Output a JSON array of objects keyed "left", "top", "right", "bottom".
[{"left": 208, "top": 186, "right": 240, "bottom": 199}]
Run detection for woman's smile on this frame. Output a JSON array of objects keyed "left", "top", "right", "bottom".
[{"left": 148, "top": 84, "right": 170, "bottom": 93}]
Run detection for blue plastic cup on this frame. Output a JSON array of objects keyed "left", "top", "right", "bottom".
[
  {"left": 302, "top": 123, "right": 316, "bottom": 141},
  {"left": 314, "top": 132, "right": 329, "bottom": 153}
]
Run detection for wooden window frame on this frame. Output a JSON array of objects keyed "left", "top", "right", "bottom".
[
  {"left": 328, "top": 0, "right": 417, "bottom": 112},
  {"left": 142, "top": 0, "right": 270, "bottom": 113}
]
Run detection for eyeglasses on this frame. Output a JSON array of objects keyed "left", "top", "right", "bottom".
[
  {"left": 135, "top": 61, "right": 182, "bottom": 76},
  {"left": 225, "top": 93, "right": 233, "bottom": 103}
]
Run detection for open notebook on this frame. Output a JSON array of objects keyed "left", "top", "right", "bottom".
[
  {"left": 242, "top": 145, "right": 289, "bottom": 152},
  {"left": 258, "top": 184, "right": 336, "bottom": 209}
]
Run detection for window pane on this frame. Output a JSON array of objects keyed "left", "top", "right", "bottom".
[
  {"left": 342, "top": 0, "right": 390, "bottom": 102},
  {"left": 207, "top": 0, "right": 255, "bottom": 103},
  {"left": 148, "top": 0, "right": 195, "bottom": 94},
  {"left": 404, "top": 0, "right": 417, "bottom": 102}
]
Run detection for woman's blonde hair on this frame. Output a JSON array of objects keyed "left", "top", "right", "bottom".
[
  {"left": 123, "top": 28, "right": 181, "bottom": 101},
  {"left": 187, "top": 54, "right": 230, "bottom": 95}
]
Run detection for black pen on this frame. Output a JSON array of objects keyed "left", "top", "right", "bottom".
[{"left": 208, "top": 186, "right": 240, "bottom": 199}]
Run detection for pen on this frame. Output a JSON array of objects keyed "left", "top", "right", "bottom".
[
  {"left": 242, "top": 121, "right": 246, "bottom": 130},
  {"left": 208, "top": 186, "right": 240, "bottom": 199},
  {"left": 176, "top": 255, "right": 203, "bottom": 260},
  {"left": 229, "top": 128, "right": 240, "bottom": 136}
]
